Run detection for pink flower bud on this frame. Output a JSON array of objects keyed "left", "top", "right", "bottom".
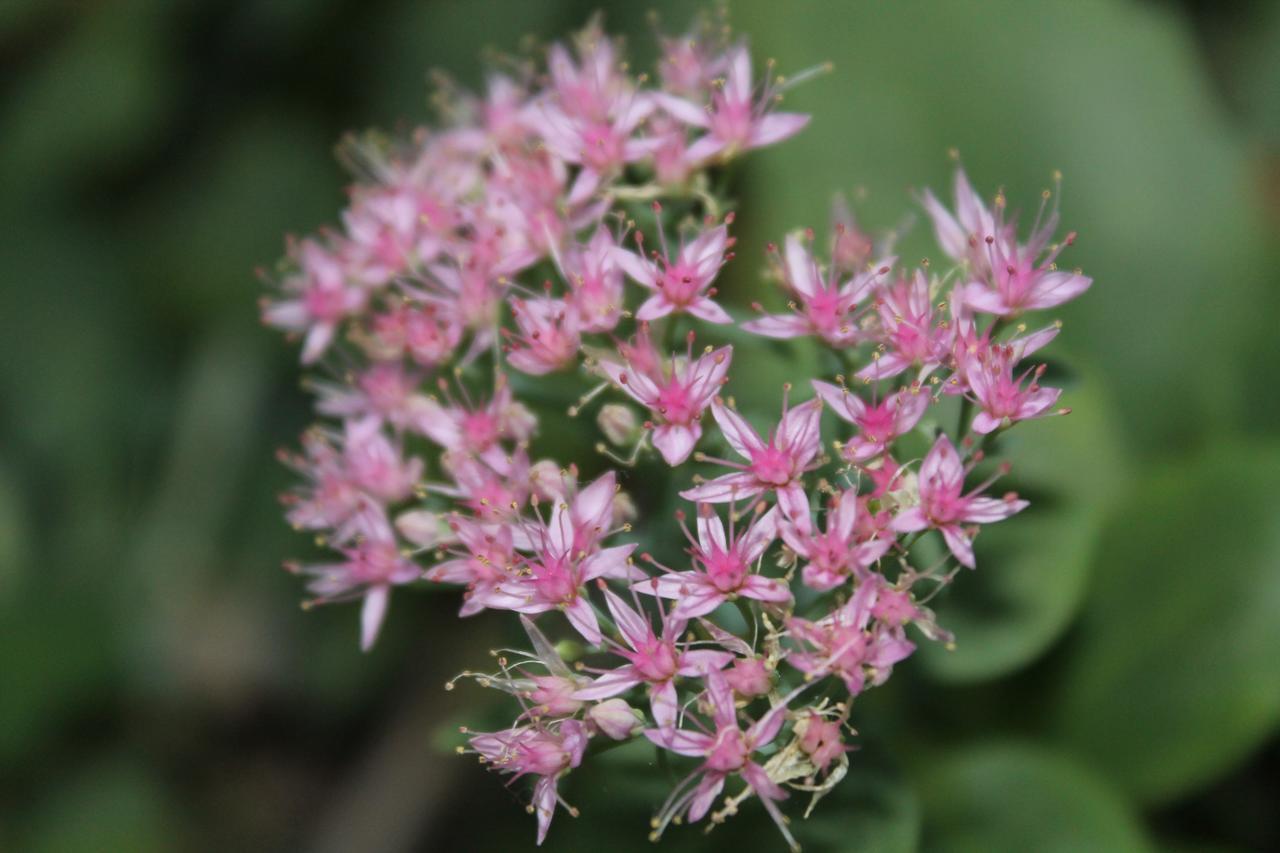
[
  {"left": 597, "top": 403, "right": 638, "bottom": 446},
  {"left": 394, "top": 509, "right": 448, "bottom": 548},
  {"left": 587, "top": 698, "right": 641, "bottom": 740}
]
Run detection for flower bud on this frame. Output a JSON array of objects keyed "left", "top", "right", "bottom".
[
  {"left": 597, "top": 403, "right": 638, "bottom": 446},
  {"left": 587, "top": 698, "right": 641, "bottom": 740},
  {"left": 527, "top": 675, "right": 583, "bottom": 718},
  {"left": 528, "top": 459, "right": 566, "bottom": 502},
  {"left": 395, "top": 510, "right": 450, "bottom": 548}
]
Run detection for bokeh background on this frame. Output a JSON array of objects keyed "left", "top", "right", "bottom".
[{"left": 3, "top": 0, "right": 1279, "bottom": 850}]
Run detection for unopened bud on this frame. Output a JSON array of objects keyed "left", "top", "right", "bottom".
[
  {"left": 587, "top": 698, "right": 642, "bottom": 740},
  {"left": 395, "top": 510, "right": 453, "bottom": 549},
  {"left": 597, "top": 404, "right": 638, "bottom": 446}
]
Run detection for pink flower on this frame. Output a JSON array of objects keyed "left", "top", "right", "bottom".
[
  {"left": 438, "top": 450, "right": 532, "bottom": 520},
  {"left": 795, "top": 712, "right": 850, "bottom": 773},
  {"left": 428, "top": 515, "right": 520, "bottom": 617},
  {"left": 614, "top": 217, "right": 734, "bottom": 323},
  {"left": 468, "top": 718, "right": 588, "bottom": 845},
  {"left": 638, "top": 504, "right": 790, "bottom": 619},
  {"left": 554, "top": 226, "right": 627, "bottom": 333},
  {"left": 781, "top": 489, "right": 894, "bottom": 592},
  {"left": 288, "top": 510, "right": 419, "bottom": 651},
  {"left": 680, "top": 392, "right": 823, "bottom": 521},
  {"left": 645, "top": 672, "right": 798, "bottom": 848},
  {"left": 504, "top": 297, "right": 582, "bottom": 376},
  {"left": 963, "top": 344, "right": 1062, "bottom": 434},
  {"left": 742, "top": 234, "right": 886, "bottom": 347},
  {"left": 785, "top": 579, "right": 915, "bottom": 695},
  {"left": 600, "top": 332, "right": 732, "bottom": 465},
  {"left": 857, "top": 270, "right": 953, "bottom": 381},
  {"left": 362, "top": 301, "right": 463, "bottom": 367},
  {"left": 340, "top": 415, "right": 423, "bottom": 504},
  {"left": 494, "top": 501, "right": 638, "bottom": 644},
  {"left": 811, "top": 380, "right": 928, "bottom": 461},
  {"left": 890, "top": 434, "right": 1028, "bottom": 568},
  {"left": 655, "top": 46, "right": 810, "bottom": 163},
  {"left": 538, "top": 95, "right": 658, "bottom": 204},
  {"left": 314, "top": 361, "right": 428, "bottom": 431},
  {"left": 923, "top": 168, "right": 1091, "bottom": 315},
  {"left": 260, "top": 238, "right": 365, "bottom": 364},
  {"left": 574, "top": 589, "right": 732, "bottom": 728},
  {"left": 278, "top": 427, "right": 374, "bottom": 543},
  {"left": 414, "top": 375, "right": 536, "bottom": 471},
  {"left": 547, "top": 24, "right": 630, "bottom": 122},
  {"left": 342, "top": 179, "right": 456, "bottom": 283}
]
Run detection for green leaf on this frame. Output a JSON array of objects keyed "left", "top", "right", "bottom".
[
  {"left": 919, "top": 741, "right": 1152, "bottom": 853},
  {"left": 1049, "top": 441, "right": 1280, "bottom": 804}
]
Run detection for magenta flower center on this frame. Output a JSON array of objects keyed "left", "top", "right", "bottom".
[
  {"left": 705, "top": 727, "right": 750, "bottom": 772},
  {"left": 750, "top": 444, "right": 795, "bottom": 485}
]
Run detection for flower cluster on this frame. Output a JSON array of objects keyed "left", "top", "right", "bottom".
[{"left": 265, "top": 13, "right": 1090, "bottom": 850}]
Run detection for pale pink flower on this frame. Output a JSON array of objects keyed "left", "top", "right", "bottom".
[
  {"left": 811, "top": 380, "right": 928, "bottom": 461},
  {"left": 438, "top": 449, "right": 532, "bottom": 520},
  {"left": 468, "top": 718, "right": 588, "bottom": 845},
  {"left": 645, "top": 672, "right": 799, "bottom": 848},
  {"left": 923, "top": 168, "right": 1091, "bottom": 315},
  {"left": 554, "top": 226, "right": 627, "bottom": 333},
  {"left": 600, "top": 332, "right": 732, "bottom": 465},
  {"left": 781, "top": 489, "right": 894, "bottom": 592},
  {"left": 428, "top": 514, "right": 520, "bottom": 617},
  {"left": 277, "top": 428, "right": 371, "bottom": 543},
  {"left": 680, "top": 393, "right": 823, "bottom": 520},
  {"left": 287, "top": 510, "right": 419, "bottom": 651},
  {"left": 538, "top": 95, "right": 658, "bottom": 204},
  {"left": 742, "top": 234, "right": 886, "bottom": 347},
  {"left": 638, "top": 504, "right": 789, "bottom": 619},
  {"left": 890, "top": 434, "right": 1027, "bottom": 568},
  {"left": 655, "top": 46, "right": 810, "bottom": 163},
  {"left": 723, "top": 656, "right": 773, "bottom": 698},
  {"left": 547, "top": 23, "right": 630, "bottom": 122},
  {"left": 414, "top": 375, "right": 536, "bottom": 471},
  {"left": 574, "top": 589, "right": 731, "bottom": 728},
  {"left": 504, "top": 297, "right": 582, "bottom": 376},
  {"left": 362, "top": 301, "right": 463, "bottom": 367},
  {"left": 260, "top": 237, "right": 365, "bottom": 364},
  {"left": 495, "top": 502, "right": 638, "bottom": 644},
  {"left": 340, "top": 415, "right": 423, "bottom": 504},
  {"left": 963, "top": 344, "right": 1062, "bottom": 434},
  {"left": 342, "top": 180, "right": 456, "bottom": 284},
  {"left": 857, "top": 270, "right": 952, "bottom": 381},
  {"left": 314, "top": 361, "right": 428, "bottom": 432},
  {"left": 785, "top": 579, "right": 915, "bottom": 696},
  {"left": 614, "top": 218, "right": 734, "bottom": 323}
]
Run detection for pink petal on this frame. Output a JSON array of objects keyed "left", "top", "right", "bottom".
[
  {"left": 1025, "top": 271, "right": 1092, "bottom": 310},
  {"left": 962, "top": 496, "right": 1028, "bottom": 523},
  {"left": 612, "top": 247, "right": 656, "bottom": 288},
  {"left": 940, "top": 524, "right": 976, "bottom": 569},
  {"left": 652, "top": 423, "right": 700, "bottom": 466},
  {"left": 603, "top": 588, "right": 651, "bottom": 649},
  {"left": 811, "top": 379, "right": 866, "bottom": 423},
  {"left": 740, "top": 505, "right": 780, "bottom": 562},
  {"left": 565, "top": 596, "right": 602, "bottom": 644},
  {"left": 360, "top": 585, "right": 390, "bottom": 652},
  {"left": 635, "top": 294, "right": 674, "bottom": 321},
  {"left": 890, "top": 507, "right": 929, "bottom": 533},
  {"left": 779, "top": 397, "right": 823, "bottom": 460},
  {"left": 572, "top": 668, "right": 642, "bottom": 701},
  {"left": 686, "top": 297, "right": 733, "bottom": 324},
  {"left": 740, "top": 313, "right": 811, "bottom": 339},
  {"left": 784, "top": 233, "right": 820, "bottom": 298},
  {"left": 972, "top": 410, "right": 1003, "bottom": 434},
  {"left": 748, "top": 112, "right": 810, "bottom": 148},
  {"left": 652, "top": 92, "right": 710, "bottom": 127},
  {"left": 711, "top": 400, "right": 763, "bottom": 458},
  {"left": 679, "top": 472, "right": 762, "bottom": 504},
  {"left": 688, "top": 774, "right": 726, "bottom": 823},
  {"left": 741, "top": 574, "right": 792, "bottom": 604}
]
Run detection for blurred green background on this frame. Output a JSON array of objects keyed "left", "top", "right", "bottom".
[{"left": 2, "top": 0, "right": 1278, "bottom": 850}]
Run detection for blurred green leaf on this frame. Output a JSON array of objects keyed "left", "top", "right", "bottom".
[
  {"left": 1050, "top": 441, "right": 1280, "bottom": 804},
  {"left": 918, "top": 741, "right": 1151, "bottom": 853},
  {"left": 20, "top": 757, "right": 179, "bottom": 853},
  {"left": 0, "top": 0, "right": 177, "bottom": 192}
]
